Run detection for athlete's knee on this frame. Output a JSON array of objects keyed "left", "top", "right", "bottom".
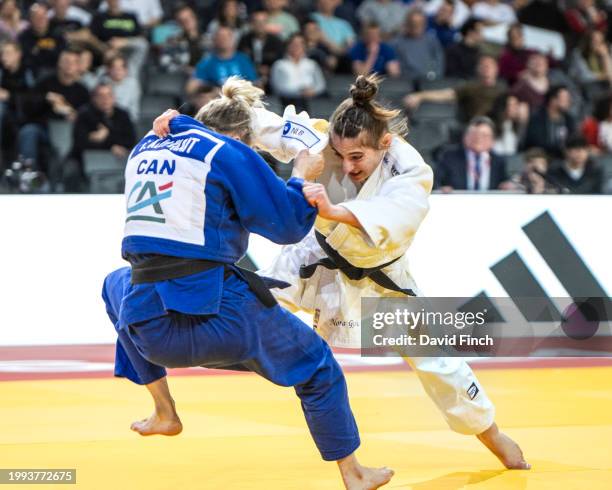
[
  {"left": 126, "top": 318, "right": 194, "bottom": 369},
  {"left": 143, "top": 347, "right": 192, "bottom": 369},
  {"left": 299, "top": 345, "right": 346, "bottom": 395}
]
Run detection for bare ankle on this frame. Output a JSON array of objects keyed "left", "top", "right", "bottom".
[
  {"left": 477, "top": 422, "right": 499, "bottom": 440},
  {"left": 337, "top": 454, "right": 359, "bottom": 475},
  {"left": 154, "top": 400, "right": 178, "bottom": 419}
]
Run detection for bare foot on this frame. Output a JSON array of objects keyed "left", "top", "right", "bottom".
[
  {"left": 338, "top": 454, "right": 394, "bottom": 490},
  {"left": 477, "top": 423, "right": 530, "bottom": 470},
  {"left": 132, "top": 377, "right": 183, "bottom": 436},
  {"left": 130, "top": 412, "right": 183, "bottom": 436}
]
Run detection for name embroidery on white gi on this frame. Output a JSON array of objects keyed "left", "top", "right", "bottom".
[{"left": 382, "top": 154, "right": 401, "bottom": 177}]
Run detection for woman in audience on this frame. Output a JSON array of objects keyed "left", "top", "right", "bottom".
[
  {"left": 490, "top": 93, "right": 530, "bottom": 156},
  {"left": 102, "top": 54, "right": 141, "bottom": 122},
  {"left": 510, "top": 52, "right": 550, "bottom": 111},
  {"left": 565, "top": 0, "right": 607, "bottom": 43},
  {"left": 569, "top": 29, "right": 612, "bottom": 87},
  {"left": 205, "top": 0, "right": 248, "bottom": 48},
  {"left": 270, "top": 33, "right": 326, "bottom": 113},
  {"left": 0, "top": 0, "right": 28, "bottom": 42}
]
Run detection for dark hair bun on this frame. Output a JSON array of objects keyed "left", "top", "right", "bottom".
[{"left": 350, "top": 75, "right": 379, "bottom": 106}]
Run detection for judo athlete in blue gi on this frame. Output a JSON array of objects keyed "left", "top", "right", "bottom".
[{"left": 101, "top": 77, "right": 394, "bottom": 490}]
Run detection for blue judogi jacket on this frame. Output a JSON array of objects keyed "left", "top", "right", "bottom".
[{"left": 117, "top": 115, "right": 315, "bottom": 327}]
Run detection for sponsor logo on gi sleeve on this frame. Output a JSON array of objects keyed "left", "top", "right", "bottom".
[
  {"left": 282, "top": 121, "right": 321, "bottom": 149},
  {"left": 467, "top": 382, "right": 479, "bottom": 400}
]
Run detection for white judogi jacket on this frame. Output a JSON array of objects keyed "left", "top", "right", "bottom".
[
  {"left": 261, "top": 135, "right": 433, "bottom": 347},
  {"left": 253, "top": 107, "right": 495, "bottom": 435}
]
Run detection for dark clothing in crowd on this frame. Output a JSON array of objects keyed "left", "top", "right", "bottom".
[
  {"left": 454, "top": 82, "right": 506, "bottom": 123},
  {"left": 183, "top": 35, "right": 207, "bottom": 68},
  {"left": 516, "top": 0, "right": 568, "bottom": 33},
  {"left": 18, "top": 28, "right": 66, "bottom": 76},
  {"left": 306, "top": 42, "right": 334, "bottom": 71},
  {"left": 0, "top": 65, "right": 35, "bottom": 113},
  {"left": 21, "top": 75, "right": 90, "bottom": 125},
  {"left": 68, "top": 103, "right": 135, "bottom": 189},
  {"left": 427, "top": 16, "right": 457, "bottom": 48},
  {"left": 0, "top": 64, "right": 35, "bottom": 161},
  {"left": 72, "top": 103, "right": 136, "bottom": 158},
  {"left": 90, "top": 11, "right": 142, "bottom": 42},
  {"left": 50, "top": 17, "right": 84, "bottom": 38},
  {"left": 510, "top": 79, "right": 545, "bottom": 111},
  {"left": 522, "top": 108, "right": 576, "bottom": 158},
  {"left": 445, "top": 42, "right": 479, "bottom": 79},
  {"left": 238, "top": 32, "right": 284, "bottom": 71},
  {"left": 498, "top": 47, "right": 537, "bottom": 86},
  {"left": 547, "top": 161, "right": 604, "bottom": 194}
]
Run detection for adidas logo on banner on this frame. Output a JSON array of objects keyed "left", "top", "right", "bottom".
[{"left": 464, "top": 211, "right": 609, "bottom": 329}]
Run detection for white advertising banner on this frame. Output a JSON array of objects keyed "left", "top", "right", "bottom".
[{"left": 0, "top": 194, "right": 610, "bottom": 346}]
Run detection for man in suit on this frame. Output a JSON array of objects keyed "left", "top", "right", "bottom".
[{"left": 435, "top": 116, "right": 509, "bottom": 191}]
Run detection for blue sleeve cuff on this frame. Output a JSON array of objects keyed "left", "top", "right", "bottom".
[{"left": 287, "top": 176, "right": 304, "bottom": 188}]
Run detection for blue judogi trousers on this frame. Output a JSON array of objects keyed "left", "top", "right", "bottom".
[{"left": 102, "top": 267, "right": 360, "bottom": 461}]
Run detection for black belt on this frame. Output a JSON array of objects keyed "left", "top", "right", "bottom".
[
  {"left": 299, "top": 231, "right": 416, "bottom": 296},
  {"left": 129, "top": 255, "right": 286, "bottom": 308}
]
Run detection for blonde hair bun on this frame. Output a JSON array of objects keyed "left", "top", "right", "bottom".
[{"left": 221, "top": 76, "right": 264, "bottom": 108}]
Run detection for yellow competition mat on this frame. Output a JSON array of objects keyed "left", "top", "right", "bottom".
[{"left": 1, "top": 366, "right": 611, "bottom": 489}]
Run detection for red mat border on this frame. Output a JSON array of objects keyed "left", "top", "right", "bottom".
[{"left": 1, "top": 344, "right": 611, "bottom": 382}]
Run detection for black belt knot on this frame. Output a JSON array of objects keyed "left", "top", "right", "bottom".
[{"left": 299, "top": 231, "right": 416, "bottom": 297}]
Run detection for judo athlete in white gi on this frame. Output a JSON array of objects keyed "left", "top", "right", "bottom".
[
  {"left": 102, "top": 77, "right": 394, "bottom": 490},
  {"left": 254, "top": 75, "right": 530, "bottom": 470}
]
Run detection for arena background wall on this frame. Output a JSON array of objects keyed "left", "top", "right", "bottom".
[{"left": 1, "top": 195, "right": 609, "bottom": 346}]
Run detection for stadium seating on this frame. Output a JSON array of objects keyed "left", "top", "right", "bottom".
[
  {"left": 140, "top": 94, "right": 179, "bottom": 123},
  {"left": 48, "top": 120, "right": 75, "bottom": 189},
  {"left": 83, "top": 150, "right": 126, "bottom": 194},
  {"left": 144, "top": 71, "right": 187, "bottom": 98},
  {"left": 309, "top": 97, "right": 343, "bottom": 119}
]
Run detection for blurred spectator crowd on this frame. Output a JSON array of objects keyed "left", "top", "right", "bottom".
[{"left": 0, "top": 0, "right": 611, "bottom": 194}]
